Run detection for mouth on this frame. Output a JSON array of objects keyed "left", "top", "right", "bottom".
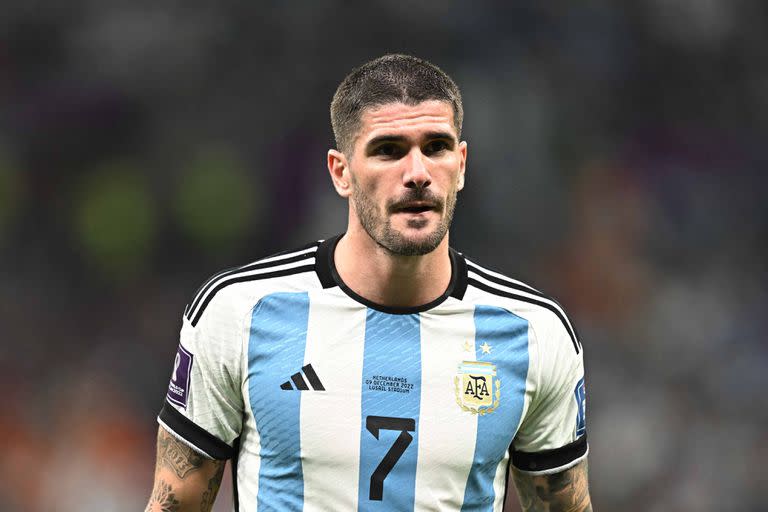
[{"left": 393, "top": 202, "right": 438, "bottom": 214}]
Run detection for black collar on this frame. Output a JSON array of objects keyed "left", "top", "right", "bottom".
[{"left": 314, "top": 234, "right": 467, "bottom": 314}]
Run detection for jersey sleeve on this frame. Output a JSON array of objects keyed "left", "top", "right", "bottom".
[
  {"left": 157, "top": 297, "right": 246, "bottom": 460},
  {"left": 511, "top": 312, "right": 588, "bottom": 474}
]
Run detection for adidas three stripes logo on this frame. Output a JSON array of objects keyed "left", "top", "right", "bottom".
[{"left": 280, "top": 364, "right": 325, "bottom": 391}]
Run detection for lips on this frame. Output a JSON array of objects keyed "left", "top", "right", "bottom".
[{"left": 393, "top": 201, "right": 438, "bottom": 214}]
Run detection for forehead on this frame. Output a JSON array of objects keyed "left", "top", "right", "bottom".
[{"left": 357, "top": 100, "right": 456, "bottom": 142}]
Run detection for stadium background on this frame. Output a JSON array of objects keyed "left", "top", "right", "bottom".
[{"left": 1, "top": 2, "right": 766, "bottom": 511}]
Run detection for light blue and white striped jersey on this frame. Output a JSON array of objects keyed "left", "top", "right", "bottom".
[{"left": 159, "top": 235, "right": 587, "bottom": 511}]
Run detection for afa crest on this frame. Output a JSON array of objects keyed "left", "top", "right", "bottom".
[{"left": 454, "top": 361, "right": 500, "bottom": 415}]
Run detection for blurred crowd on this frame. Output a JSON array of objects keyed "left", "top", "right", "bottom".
[{"left": 1, "top": 1, "right": 766, "bottom": 511}]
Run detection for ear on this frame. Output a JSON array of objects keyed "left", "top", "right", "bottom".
[
  {"left": 328, "top": 149, "right": 352, "bottom": 198},
  {"left": 457, "top": 140, "right": 467, "bottom": 191}
]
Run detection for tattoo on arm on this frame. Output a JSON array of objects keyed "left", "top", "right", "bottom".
[
  {"left": 157, "top": 428, "right": 205, "bottom": 479},
  {"left": 512, "top": 460, "right": 592, "bottom": 512},
  {"left": 146, "top": 481, "right": 181, "bottom": 512},
  {"left": 200, "top": 460, "right": 227, "bottom": 512},
  {"left": 147, "top": 428, "right": 229, "bottom": 512}
]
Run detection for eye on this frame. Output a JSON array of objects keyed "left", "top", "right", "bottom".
[
  {"left": 424, "top": 140, "right": 450, "bottom": 155},
  {"left": 373, "top": 143, "right": 403, "bottom": 158}
]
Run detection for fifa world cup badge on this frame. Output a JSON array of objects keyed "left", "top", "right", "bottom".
[
  {"left": 167, "top": 344, "right": 194, "bottom": 408},
  {"left": 455, "top": 361, "right": 500, "bottom": 415}
]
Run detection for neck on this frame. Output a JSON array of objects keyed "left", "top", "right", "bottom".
[{"left": 334, "top": 226, "right": 453, "bottom": 309}]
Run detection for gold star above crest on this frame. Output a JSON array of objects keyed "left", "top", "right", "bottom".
[
  {"left": 480, "top": 342, "right": 492, "bottom": 354},
  {"left": 463, "top": 340, "right": 472, "bottom": 352}
]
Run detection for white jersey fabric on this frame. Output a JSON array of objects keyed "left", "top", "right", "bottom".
[{"left": 158, "top": 235, "right": 588, "bottom": 512}]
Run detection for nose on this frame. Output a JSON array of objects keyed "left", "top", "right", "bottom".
[{"left": 403, "top": 148, "right": 432, "bottom": 190}]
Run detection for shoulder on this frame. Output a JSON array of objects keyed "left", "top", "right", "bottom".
[
  {"left": 460, "top": 254, "right": 581, "bottom": 355},
  {"left": 183, "top": 240, "right": 323, "bottom": 329}
]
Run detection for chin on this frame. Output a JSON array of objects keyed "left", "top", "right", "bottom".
[{"left": 379, "top": 226, "right": 447, "bottom": 257}]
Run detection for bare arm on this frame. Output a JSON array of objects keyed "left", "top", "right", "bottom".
[
  {"left": 510, "top": 459, "right": 592, "bottom": 512},
  {"left": 146, "top": 426, "right": 227, "bottom": 512}
]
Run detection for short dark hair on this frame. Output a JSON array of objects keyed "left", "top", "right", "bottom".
[{"left": 330, "top": 54, "right": 463, "bottom": 155}]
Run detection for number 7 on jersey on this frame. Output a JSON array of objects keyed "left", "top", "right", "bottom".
[{"left": 365, "top": 416, "right": 416, "bottom": 501}]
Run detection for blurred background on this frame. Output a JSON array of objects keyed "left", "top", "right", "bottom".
[{"left": 1, "top": 1, "right": 766, "bottom": 511}]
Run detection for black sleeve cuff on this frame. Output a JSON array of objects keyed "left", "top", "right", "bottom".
[
  {"left": 511, "top": 434, "right": 588, "bottom": 473},
  {"left": 158, "top": 399, "right": 236, "bottom": 460}
]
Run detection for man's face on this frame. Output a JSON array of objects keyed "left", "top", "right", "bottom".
[{"left": 341, "top": 100, "right": 467, "bottom": 256}]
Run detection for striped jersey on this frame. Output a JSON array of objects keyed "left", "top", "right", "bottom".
[{"left": 158, "top": 235, "right": 588, "bottom": 511}]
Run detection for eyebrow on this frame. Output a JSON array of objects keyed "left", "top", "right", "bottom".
[{"left": 365, "top": 131, "right": 457, "bottom": 148}]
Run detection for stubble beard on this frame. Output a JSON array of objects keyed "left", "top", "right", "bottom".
[{"left": 351, "top": 177, "right": 458, "bottom": 257}]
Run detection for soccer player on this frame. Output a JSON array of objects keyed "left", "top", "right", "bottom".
[{"left": 146, "top": 54, "right": 591, "bottom": 512}]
